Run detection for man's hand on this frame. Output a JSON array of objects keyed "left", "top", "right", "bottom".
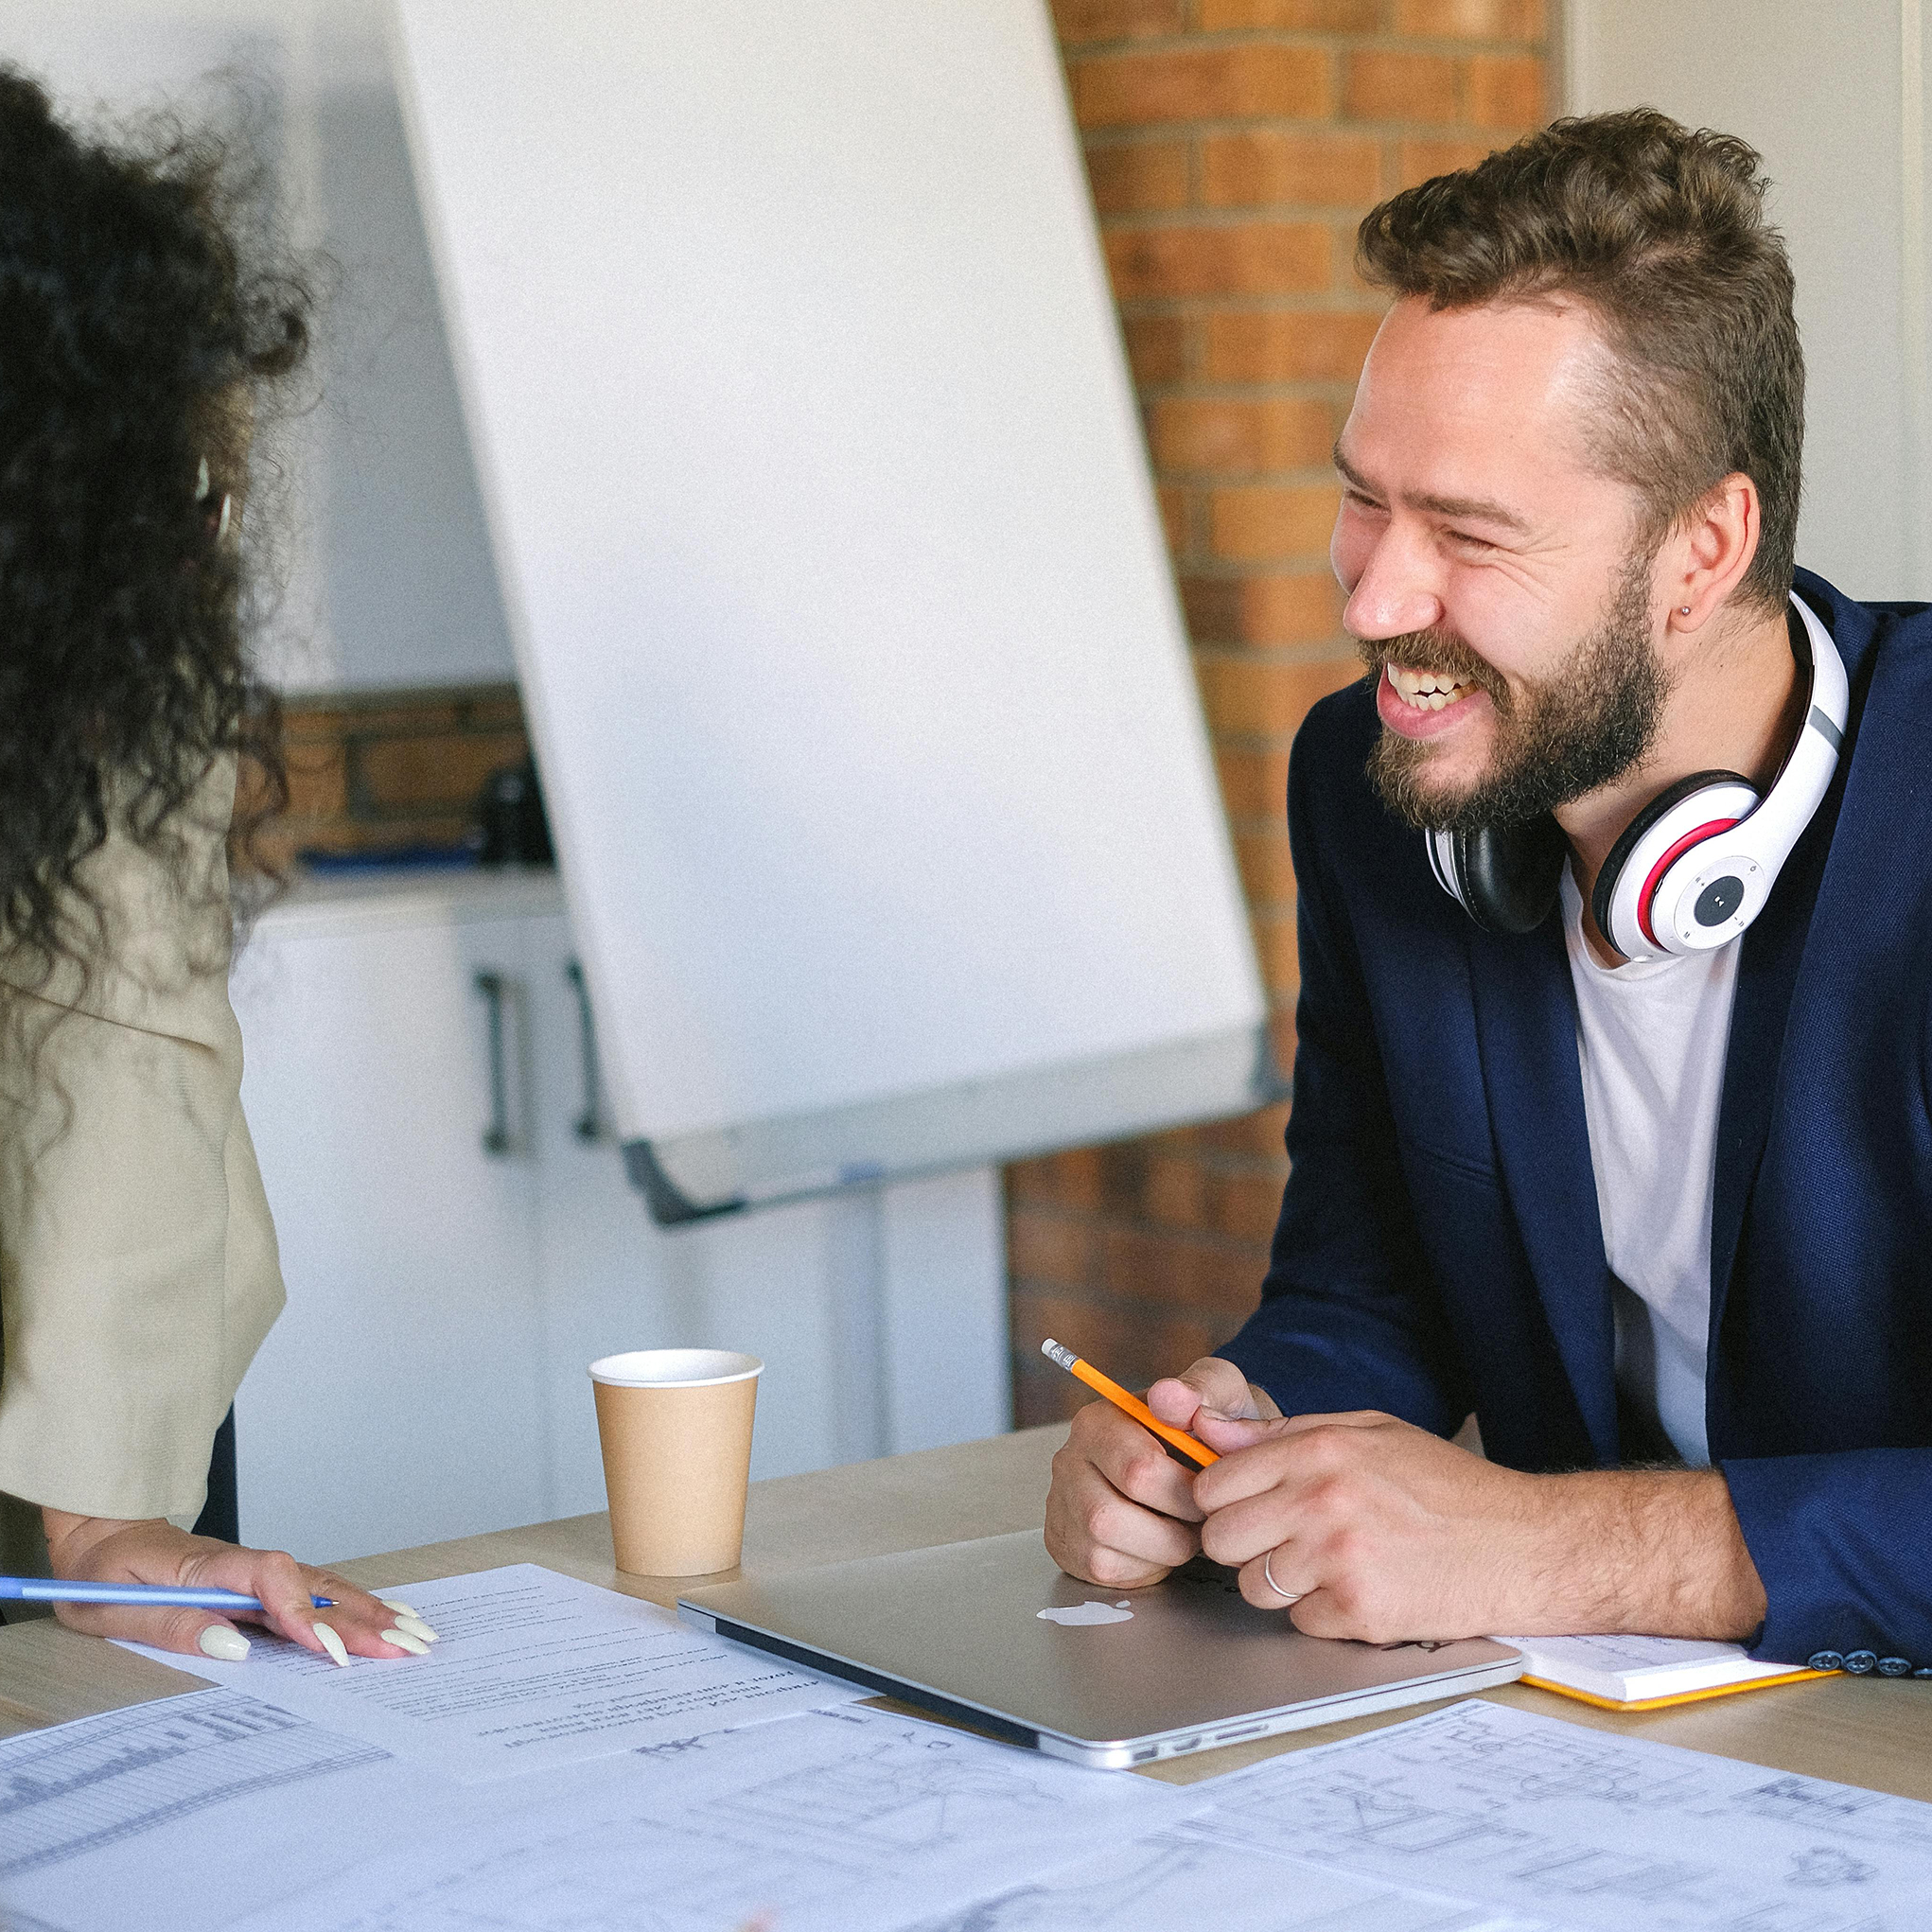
[
  {"left": 1190, "top": 1407, "right": 1769, "bottom": 1644},
  {"left": 1044, "top": 1356, "right": 1280, "bottom": 1589},
  {"left": 42, "top": 1509, "right": 437, "bottom": 1664}
]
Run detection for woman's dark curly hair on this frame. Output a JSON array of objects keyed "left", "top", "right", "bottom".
[{"left": 0, "top": 67, "right": 307, "bottom": 986}]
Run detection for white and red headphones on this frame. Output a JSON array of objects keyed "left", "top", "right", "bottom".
[{"left": 1427, "top": 591, "right": 1848, "bottom": 958}]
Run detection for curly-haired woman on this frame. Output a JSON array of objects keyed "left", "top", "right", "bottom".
[{"left": 0, "top": 71, "right": 429, "bottom": 1665}]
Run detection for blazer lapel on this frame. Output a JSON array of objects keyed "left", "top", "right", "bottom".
[
  {"left": 1707, "top": 880, "right": 1811, "bottom": 1355},
  {"left": 1706, "top": 734, "right": 1843, "bottom": 1379},
  {"left": 1709, "top": 578, "right": 1865, "bottom": 1382},
  {"left": 1467, "top": 912, "right": 1620, "bottom": 1464}
]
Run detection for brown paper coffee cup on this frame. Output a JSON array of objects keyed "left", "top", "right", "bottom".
[{"left": 589, "top": 1349, "right": 763, "bottom": 1575}]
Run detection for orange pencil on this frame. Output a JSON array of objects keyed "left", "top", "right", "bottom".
[{"left": 1040, "top": 1338, "right": 1220, "bottom": 1467}]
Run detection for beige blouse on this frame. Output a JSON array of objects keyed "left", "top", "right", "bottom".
[{"left": 0, "top": 755, "right": 285, "bottom": 1527}]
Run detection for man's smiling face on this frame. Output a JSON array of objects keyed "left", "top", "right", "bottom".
[{"left": 1331, "top": 296, "right": 1672, "bottom": 832}]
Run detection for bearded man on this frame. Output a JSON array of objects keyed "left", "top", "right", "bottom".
[{"left": 1045, "top": 108, "right": 1932, "bottom": 1678}]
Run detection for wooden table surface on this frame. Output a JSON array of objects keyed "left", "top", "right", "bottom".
[{"left": 4, "top": 1423, "right": 1928, "bottom": 1799}]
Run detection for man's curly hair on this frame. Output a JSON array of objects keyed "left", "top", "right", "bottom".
[
  {"left": 0, "top": 67, "right": 307, "bottom": 985},
  {"left": 1356, "top": 110, "right": 1802, "bottom": 615}
]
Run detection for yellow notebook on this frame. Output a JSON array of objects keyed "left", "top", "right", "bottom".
[{"left": 1493, "top": 1634, "right": 1831, "bottom": 1712}]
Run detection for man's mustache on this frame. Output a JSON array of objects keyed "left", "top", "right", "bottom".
[{"left": 1356, "top": 626, "right": 1507, "bottom": 708}]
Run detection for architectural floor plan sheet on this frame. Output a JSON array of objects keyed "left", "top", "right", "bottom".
[
  {"left": 1163, "top": 1699, "right": 1932, "bottom": 1932},
  {"left": 116, "top": 1562, "right": 859, "bottom": 1779},
  {"left": 0, "top": 1693, "right": 1186, "bottom": 1932},
  {"left": 904, "top": 1828, "right": 1537, "bottom": 1931},
  {"left": 905, "top": 1697, "right": 1932, "bottom": 1931},
  {"left": 21, "top": 1569, "right": 1932, "bottom": 1932}
]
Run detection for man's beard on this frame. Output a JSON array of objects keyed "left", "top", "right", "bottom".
[{"left": 1362, "top": 548, "right": 1668, "bottom": 834}]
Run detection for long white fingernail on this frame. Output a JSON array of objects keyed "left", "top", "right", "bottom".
[
  {"left": 377, "top": 1597, "right": 421, "bottom": 1618},
  {"left": 313, "top": 1621, "right": 350, "bottom": 1666},
  {"left": 381, "top": 1625, "right": 431, "bottom": 1656},
  {"left": 393, "top": 1612, "right": 440, "bottom": 1642},
  {"left": 198, "top": 1625, "right": 251, "bottom": 1661}
]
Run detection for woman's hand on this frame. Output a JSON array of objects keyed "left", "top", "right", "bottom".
[{"left": 41, "top": 1509, "right": 438, "bottom": 1664}]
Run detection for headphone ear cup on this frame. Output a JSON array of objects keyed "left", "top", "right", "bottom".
[
  {"left": 1436, "top": 817, "right": 1567, "bottom": 934},
  {"left": 1592, "top": 768, "right": 1755, "bottom": 956}
]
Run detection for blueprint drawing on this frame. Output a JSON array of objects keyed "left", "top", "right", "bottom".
[
  {"left": 1178, "top": 1698, "right": 1932, "bottom": 1931},
  {"left": 905, "top": 1824, "right": 1545, "bottom": 1931}
]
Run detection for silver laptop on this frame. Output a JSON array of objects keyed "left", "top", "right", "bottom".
[{"left": 678, "top": 1530, "right": 1523, "bottom": 1769}]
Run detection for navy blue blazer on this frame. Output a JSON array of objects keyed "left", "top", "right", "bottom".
[{"left": 1221, "top": 567, "right": 1932, "bottom": 1671}]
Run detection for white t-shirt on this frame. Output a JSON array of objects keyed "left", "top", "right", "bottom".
[{"left": 1557, "top": 868, "right": 1740, "bottom": 1467}]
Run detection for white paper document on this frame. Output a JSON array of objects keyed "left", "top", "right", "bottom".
[
  {"left": 118, "top": 1562, "right": 857, "bottom": 1780},
  {"left": 0, "top": 1690, "right": 1188, "bottom": 1932},
  {"left": 0, "top": 1691, "right": 446, "bottom": 1931},
  {"left": 1170, "top": 1698, "right": 1932, "bottom": 1931},
  {"left": 19, "top": 1657, "right": 1932, "bottom": 1930},
  {"left": 904, "top": 1825, "right": 1538, "bottom": 1930},
  {"left": 244, "top": 1704, "right": 1189, "bottom": 1932}
]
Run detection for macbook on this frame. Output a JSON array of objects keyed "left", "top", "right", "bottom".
[{"left": 679, "top": 1530, "right": 1523, "bottom": 1769}]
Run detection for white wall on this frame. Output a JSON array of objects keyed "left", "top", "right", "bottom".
[
  {"left": 1567, "top": 0, "right": 1928, "bottom": 602},
  {"left": 6, "top": 0, "right": 518, "bottom": 691}
]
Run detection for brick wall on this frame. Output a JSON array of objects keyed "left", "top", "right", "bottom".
[
  {"left": 1008, "top": 0, "right": 1552, "bottom": 1427},
  {"left": 270, "top": 685, "right": 528, "bottom": 865}
]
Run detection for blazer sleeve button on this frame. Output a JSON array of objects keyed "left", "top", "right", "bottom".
[
  {"left": 1878, "top": 1657, "right": 1913, "bottom": 1677},
  {"left": 1843, "top": 1651, "right": 1878, "bottom": 1674},
  {"left": 1914, "top": 1666, "right": 1932, "bottom": 1679},
  {"left": 1807, "top": 1650, "right": 1846, "bottom": 1671}
]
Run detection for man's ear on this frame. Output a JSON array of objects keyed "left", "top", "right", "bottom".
[{"left": 1660, "top": 472, "right": 1761, "bottom": 634}]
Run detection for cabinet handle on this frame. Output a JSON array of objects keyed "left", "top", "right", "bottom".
[
  {"left": 565, "top": 957, "right": 602, "bottom": 1143},
  {"left": 474, "top": 970, "right": 513, "bottom": 1156}
]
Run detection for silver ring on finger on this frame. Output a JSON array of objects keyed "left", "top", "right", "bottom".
[{"left": 1261, "top": 1548, "right": 1302, "bottom": 1606}]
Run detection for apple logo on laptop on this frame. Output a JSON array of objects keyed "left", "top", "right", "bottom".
[{"left": 1037, "top": 1600, "right": 1133, "bottom": 1626}]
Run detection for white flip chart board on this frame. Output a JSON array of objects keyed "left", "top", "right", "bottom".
[{"left": 390, "top": 0, "right": 1273, "bottom": 1220}]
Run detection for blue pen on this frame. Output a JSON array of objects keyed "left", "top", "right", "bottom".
[{"left": 0, "top": 1575, "right": 334, "bottom": 1610}]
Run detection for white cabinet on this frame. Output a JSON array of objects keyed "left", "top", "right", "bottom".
[{"left": 230, "top": 871, "right": 1010, "bottom": 1564}]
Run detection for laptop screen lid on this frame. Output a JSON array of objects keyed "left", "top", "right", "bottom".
[{"left": 679, "top": 1530, "right": 1522, "bottom": 1768}]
